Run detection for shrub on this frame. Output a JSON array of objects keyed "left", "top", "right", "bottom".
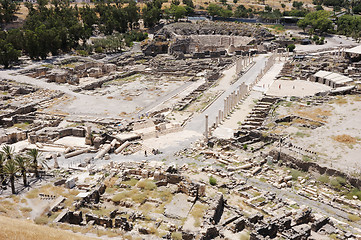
[
  {"left": 318, "top": 174, "right": 329, "bottom": 184},
  {"left": 330, "top": 178, "right": 341, "bottom": 190},
  {"left": 290, "top": 169, "right": 305, "bottom": 180},
  {"left": 95, "top": 46, "right": 103, "bottom": 53},
  {"left": 287, "top": 44, "right": 296, "bottom": 52},
  {"left": 209, "top": 176, "right": 217, "bottom": 186}
]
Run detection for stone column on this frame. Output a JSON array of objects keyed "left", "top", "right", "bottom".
[
  {"left": 219, "top": 110, "right": 222, "bottom": 123},
  {"left": 223, "top": 98, "right": 227, "bottom": 119},
  {"left": 228, "top": 95, "right": 232, "bottom": 113},
  {"left": 215, "top": 116, "right": 219, "bottom": 127},
  {"left": 205, "top": 115, "right": 209, "bottom": 141}
]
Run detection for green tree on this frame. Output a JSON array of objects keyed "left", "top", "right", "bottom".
[
  {"left": 27, "top": 149, "right": 42, "bottom": 178},
  {"left": 0, "top": 40, "right": 20, "bottom": 68},
  {"left": 297, "top": 18, "right": 308, "bottom": 32},
  {"left": 0, "top": 152, "right": 4, "bottom": 185},
  {"left": 142, "top": 0, "right": 163, "bottom": 28},
  {"left": 1, "top": 145, "right": 14, "bottom": 161},
  {"left": 287, "top": 43, "right": 296, "bottom": 52},
  {"left": 207, "top": 3, "right": 223, "bottom": 16},
  {"left": 298, "top": 10, "right": 333, "bottom": 34},
  {"left": 183, "top": 0, "right": 194, "bottom": 8},
  {"left": 15, "top": 155, "right": 28, "bottom": 186},
  {"left": 3, "top": 159, "right": 18, "bottom": 194},
  {"left": 0, "top": 0, "right": 20, "bottom": 24},
  {"left": 292, "top": 1, "right": 304, "bottom": 9},
  {"left": 169, "top": 5, "right": 187, "bottom": 21}
]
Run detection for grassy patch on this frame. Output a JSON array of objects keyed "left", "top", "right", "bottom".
[
  {"left": 345, "top": 188, "right": 361, "bottom": 200},
  {"left": 348, "top": 214, "right": 361, "bottom": 222},
  {"left": 318, "top": 175, "right": 330, "bottom": 184},
  {"left": 295, "top": 131, "right": 308, "bottom": 138},
  {"left": 171, "top": 231, "right": 182, "bottom": 240},
  {"left": 137, "top": 179, "right": 156, "bottom": 190},
  {"left": 20, "top": 207, "right": 32, "bottom": 213},
  {"left": 12, "top": 122, "right": 30, "bottom": 130},
  {"left": 190, "top": 202, "right": 207, "bottom": 227},
  {"left": 290, "top": 169, "right": 305, "bottom": 180},
  {"left": 34, "top": 216, "right": 49, "bottom": 225},
  {"left": 122, "top": 178, "right": 138, "bottom": 186}
]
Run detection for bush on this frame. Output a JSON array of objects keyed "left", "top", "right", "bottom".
[
  {"left": 209, "top": 176, "right": 217, "bottom": 186},
  {"left": 287, "top": 44, "right": 296, "bottom": 52},
  {"left": 76, "top": 49, "right": 89, "bottom": 56},
  {"left": 243, "top": 144, "right": 248, "bottom": 150},
  {"left": 290, "top": 169, "right": 305, "bottom": 180},
  {"left": 95, "top": 46, "right": 104, "bottom": 53}
]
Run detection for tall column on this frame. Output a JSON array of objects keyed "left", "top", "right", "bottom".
[
  {"left": 219, "top": 110, "right": 222, "bottom": 123},
  {"left": 215, "top": 116, "right": 219, "bottom": 127},
  {"left": 228, "top": 95, "right": 232, "bottom": 113},
  {"left": 205, "top": 115, "right": 209, "bottom": 141},
  {"left": 223, "top": 98, "right": 227, "bottom": 119}
]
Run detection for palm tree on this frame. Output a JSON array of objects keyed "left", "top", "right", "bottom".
[
  {"left": 1, "top": 145, "right": 14, "bottom": 160},
  {"left": 15, "top": 155, "right": 28, "bottom": 186},
  {"left": 0, "top": 153, "right": 5, "bottom": 185},
  {"left": 26, "top": 149, "right": 43, "bottom": 178},
  {"left": 3, "top": 159, "right": 18, "bottom": 194}
]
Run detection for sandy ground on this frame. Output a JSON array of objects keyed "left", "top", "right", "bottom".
[
  {"left": 267, "top": 80, "right": 331, "bottom": 97},
  {"left": 274, "top": 95, "right": 361, "bottom": 174},
  {"left": 292, "top": 33, "right": 357, "bottom": 53}
]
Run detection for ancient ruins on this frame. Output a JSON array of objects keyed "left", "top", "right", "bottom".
[{"left": 1, "top": 20, "right": 361, "bottom": 240}]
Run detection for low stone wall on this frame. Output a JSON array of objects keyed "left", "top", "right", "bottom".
[{"left": 269, "top": 150, "right": 361, "bottom": 189}]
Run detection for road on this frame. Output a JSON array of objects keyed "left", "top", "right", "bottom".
[{"left": 185, "top": 54, "right": 268, "bottom": 133}]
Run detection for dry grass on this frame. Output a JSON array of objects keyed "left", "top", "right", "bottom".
[
  {"left": 0, "top": 215, "right": 97, "bottom": 240},
  {"left": 104, "top": 177, "right": 118, "bottom": 188},
  {"left": 332, "top": 135, "right": 357, "bottom": 144},
  {"left": 190, "top": 202, "right": 208, "bottom": 227},
  {"left": 330, "top": 96, "right": 348, "bottom": 105},
  {"left": 294, "top": 107, "right": 331, "bottom": 123},
  {"left": 137, "top": 179, "right": 157, "bottom": 190}
]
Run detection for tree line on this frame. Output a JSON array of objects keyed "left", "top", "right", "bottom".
[{"left": 0, "top": 0, "right": 160, "bottom": 68}]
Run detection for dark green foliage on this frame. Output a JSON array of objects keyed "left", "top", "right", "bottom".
[
  {"left": 0, "top": 0, "right": 19, "bottom": 24},
  {"left": 292, "top": 1, "right": 303, "bottom": 9},
  {"left": 234, "top": 4, "right": 253, "bottom": 18},
  {"left": 0, "top": 39, "right": 20, "bottom": 68},
  {"left": 297, "top": 10, "right": 333, "bottom": 34},
  {"left": 315, "top": 5, "right": 324, "bottom": 10},
  {"left": 207, "top": 3, "right": 232, "bottom": 17},
  {"left": 124, "top": 31, "right": 148, "bottom": 47},
  {"left": 142, "top": 0, "right": 163, "bottom": 28},
  {"left": 287, "top": 44, "right": 296, "bottom": 52},
  {"left": 209, "top": 176, "right": 217, "bottom": 186},
  {"left": 337, "top": 14, "right": 361, "bottom": 41}
]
